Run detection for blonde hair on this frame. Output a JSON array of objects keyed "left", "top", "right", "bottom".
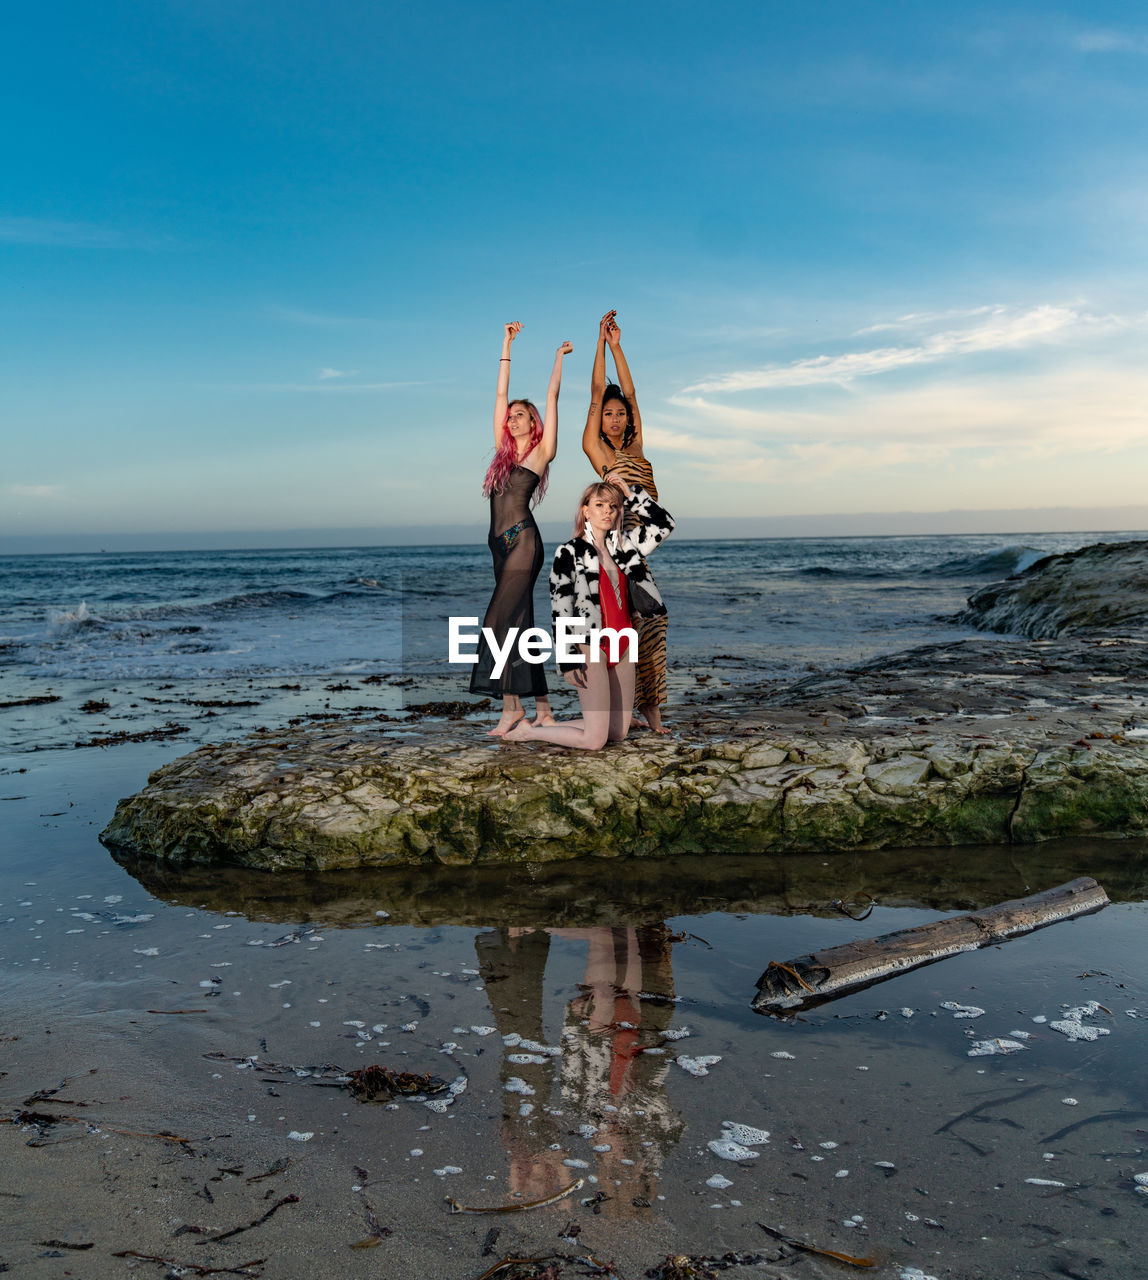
[{"left": 572, "top": 481, "right": 625, "bottom": 537}]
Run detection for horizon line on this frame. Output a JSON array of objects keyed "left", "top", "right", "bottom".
[{"left": 4, "top": 506, "right": 1148, "bottom": 559}]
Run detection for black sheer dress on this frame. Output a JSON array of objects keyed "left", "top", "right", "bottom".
[{"left": 470, "top": 466, "right": 549, "bottom": 698}]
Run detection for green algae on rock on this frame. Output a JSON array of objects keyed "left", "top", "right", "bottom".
[{"left": 100, "top": 718, "right": 1148, "bottom": 870}]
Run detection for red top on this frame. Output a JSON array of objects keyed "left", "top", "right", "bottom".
[{"left": 598, "top": 565, "right": 632, "bottom": 668}]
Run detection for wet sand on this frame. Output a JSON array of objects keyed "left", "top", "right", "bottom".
[{"left": 2, "top": 675, "right": 1148, "bottom": 1279}]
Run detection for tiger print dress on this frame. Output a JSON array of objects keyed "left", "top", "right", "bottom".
[{"left": 600, "top": 447, "right": 668, "bottom": 712}]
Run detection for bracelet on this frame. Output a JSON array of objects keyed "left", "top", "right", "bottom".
[{"left": 499, "top": 358, "right": 510, "bottom": 363}]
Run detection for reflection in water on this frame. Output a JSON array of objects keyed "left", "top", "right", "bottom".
[
  {"left": 108, "top": 839, "right": 1148, "bottom": 930},
  {"left": 101, "top": 833, "right": 1148, "bottom": 1224},
  {"left": 476, "top": 924, "right": 685, "bottom": 1209},
  {"left": 86, "top": 830, "right": 1148, "bottom": 1271}
]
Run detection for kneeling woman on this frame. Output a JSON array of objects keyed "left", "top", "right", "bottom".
[{"left": 505, "top": 476, "right": 673, "bottom": 751}]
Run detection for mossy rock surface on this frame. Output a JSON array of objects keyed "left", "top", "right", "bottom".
[{"left": 101, "top": 719, "right": 1148, "bottom": 870}]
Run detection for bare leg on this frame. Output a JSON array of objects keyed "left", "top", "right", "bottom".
[
  {"left": 487, "top": 694, "right": 525, "bottom": 736},
  {"left": 607, "top": 654, "right": 637, "bottom": 741},
  {"left": 639, "top": 700, "right": 669, "bottom": 735},
  {"left": 504, "top": 659, "right": 614, "bottom": 751},
  {"left": 579, "top": 928, "right": 627, "bottom": 1032},
  {"left": 532, "top": 696, "right": 556, "bottom": 727}
]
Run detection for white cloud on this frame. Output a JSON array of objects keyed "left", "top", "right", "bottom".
[
  {"left": 673, "top": 365, "right": 1148, "bottom": 451},
  {"left": 317, "top": 368, "right": 352, "bottom": 380},
  {"left": 853, "top": 305, "right": 998, "bottom": 335},
  {"left": 9, "top": 484, "right": 63, "bottom": 498},
  {"left": 642, "top": 425, "right": 713, "bottom": 456},
  {"left": 682, "top": 305, "right": 1124, "bottom": 394},
  {"left": 1070, "top": 28, "right": 1148, "bottom": 55}
]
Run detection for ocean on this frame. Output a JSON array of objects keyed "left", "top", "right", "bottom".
[{"left": 0, "top": 531, "right": 1133, "bottom": 692}]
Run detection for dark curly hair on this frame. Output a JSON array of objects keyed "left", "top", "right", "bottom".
[{"left": 599, "top": 382, "right": 636, "bottom": 451}]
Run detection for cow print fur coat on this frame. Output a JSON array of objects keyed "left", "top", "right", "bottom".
[{"left": 549, "top": 486, "right": 674, "bottom": 669}]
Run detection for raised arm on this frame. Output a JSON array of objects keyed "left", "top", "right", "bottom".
[
  {"left": 605, "top": 472, "right": 674, "bottom": 557},
  {"left": 606, "top": 316, "right": 645, "bottom": 454},
  {"left": 492, "top": 321, "right": 522, "bottom": 448},
  {"left": 582, "top": 311, "right": 615, "bottom": 476},
  {"left": 531, "top": 340, "right": 572, "bottom": 468}
]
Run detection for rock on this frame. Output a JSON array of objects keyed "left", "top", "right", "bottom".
[
  {"left": 864, "top": 757, "right": 934, "bottom": 796},
  {"left": 958, "top": 539, "right": 1148, "bottom": 638},
  {"left": 100, "top": 627, "right": 1148, "bottom": 871},
  {"left": 101, "top": 708, "right": 1148, "bottom": 871},
  {"left": 1011, "top": 745, "right": 1148, "bottom": 842}
]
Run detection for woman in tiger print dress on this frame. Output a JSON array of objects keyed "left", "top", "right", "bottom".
[{"left": 581, "top": 310, "right": 670, "bottom": 733}]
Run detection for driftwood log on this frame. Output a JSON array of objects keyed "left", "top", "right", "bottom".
[{"left": 753, "top": 876, "right": 1109, "bottom": 1014}]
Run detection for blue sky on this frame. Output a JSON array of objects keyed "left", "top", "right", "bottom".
[{"left": 4, "top": 1, "right": 1147, "bottom": 547}]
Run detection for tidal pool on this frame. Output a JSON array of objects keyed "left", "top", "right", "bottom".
[{"left": 2, "top": 740, "right": 1146, "bottom": 1279}]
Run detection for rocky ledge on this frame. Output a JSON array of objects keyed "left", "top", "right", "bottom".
[
  {"left": 958, "top": 538, "right": 1148, "bottom": 637},
  {"left": 101, "top": 637, "right": 1148, "bottom": 870}
]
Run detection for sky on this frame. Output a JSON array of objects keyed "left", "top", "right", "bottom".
[{"left": 4, "top": 1, "right": 1148, "bottom": 549}]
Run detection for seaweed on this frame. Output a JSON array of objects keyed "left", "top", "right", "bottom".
[
  {"left": 345, "top": 1064, "right": 450, "bottom": 1101},
  {"left": 646, "top": 1254, "right": 778, "bottom": 1279},
  {"left": 201, "top": 1194, "right": 299, "bottom": 1243},
  {"left": 74, "top": 722, "right": 189, "bottom": 748},
  {"left": 112, "top": 1251, "right": 266, "bottom": 1276},
  {"left": 448, "top": 1178, "right": 585, "bottom": 1215},
  {"left": 406, "top": 699, "right": 490, "bottom": 718},
  {"left": 756, "top": 1223, "right": 876, "bottom": 1268},
  {"left": 348, "top": 1195, "right": 392, "bottom": 1249}
]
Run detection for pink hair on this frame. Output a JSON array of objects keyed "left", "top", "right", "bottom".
[
  {"left": 482, "top": 399, "right": 549, "bottom": 503},
  {"left": 572, "top": 481, "right": 626, "bottom": 538}
]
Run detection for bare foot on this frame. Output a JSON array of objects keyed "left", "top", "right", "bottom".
[
  {"left": 533, "top": 714, "right": 558, "bottom": 727},
  {"left": 487, "top": 711, "right": 525, "bottom": 737},
  {"left": 641, "top": 705, "right": 671, "bottom": 735},
  {"left": 503, "top": 720, "right": 535, "bottom": 743}
]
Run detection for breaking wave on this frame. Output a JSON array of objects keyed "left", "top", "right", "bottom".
[
  {"left": 932, "top": 546, "right": 1048, "bottom": 579},
  {"left": 48, "top": 601, "right": 103, "bottom": 632}
]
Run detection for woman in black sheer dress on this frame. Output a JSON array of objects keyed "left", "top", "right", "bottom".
[{"left": 471, "top": 322, "right": 572, "bottom": 735}]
